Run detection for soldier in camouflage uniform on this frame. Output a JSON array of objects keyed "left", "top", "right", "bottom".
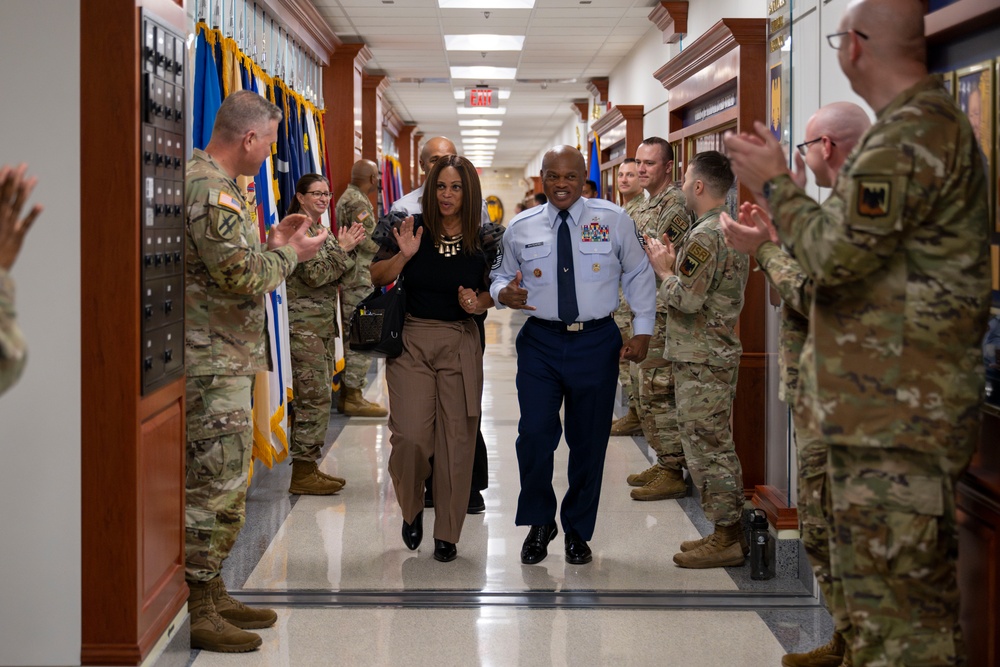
[
  {"left": 285, "top": 174, "right": 366, "bottom": 495},
  {"left": 611, "top": 158, "right": 645, "bottom": 433},
  {"left": 726, "top": 1, "right": 991, "bottom": 661},
  {"left": 722, "top": 101, "right": 871, "bottom": 667},
  {"left": 184, "top": 91, "right": 328, "bottom": 652},
  {"left": 0, "top": 164, "right": 41, "bottom": 397},
  {"left": 622, "top": 139, "right": 692, "bottom": 503},
  {"left": 335, "top": 159, "right": 388, "bottom": 417},
  {"left": 646, "top": 151, "right": 749, "bottom": 569}
]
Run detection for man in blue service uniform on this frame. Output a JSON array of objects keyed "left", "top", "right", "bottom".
[{"left": 491, "top": 145, "right": 656, "bottom": 565}]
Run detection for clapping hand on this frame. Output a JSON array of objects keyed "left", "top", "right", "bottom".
[
  {"left": 643, "top": 233, "right": 676, "bottom": 280},
  {"left": 0, "top": 164, "right": 43, "bottom": 272},
  {"left": 269, "top": 213, "right": 328, "bottom": 261},
  {"left": 721, "top": 202, "right": 779, "bottom": 256},
  {"left": 337, "top": 221, "right": 367, "bottom": 253}
]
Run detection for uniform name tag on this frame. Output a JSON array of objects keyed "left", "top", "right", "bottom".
[{"left": 525, "top": 242, "right": 543, "bottom": 248}]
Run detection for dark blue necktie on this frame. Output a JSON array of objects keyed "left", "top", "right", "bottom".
[{"left": 556, "top": 209, "right": 579, "bottom": 325}]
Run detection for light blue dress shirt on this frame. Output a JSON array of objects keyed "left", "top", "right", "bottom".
[{"left": 490, "top": 198, "right": 656, "bottom": 335}]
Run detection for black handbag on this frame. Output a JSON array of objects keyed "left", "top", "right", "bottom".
[{"left": 348, "top": 277, "right": 406, "bottom": 358}]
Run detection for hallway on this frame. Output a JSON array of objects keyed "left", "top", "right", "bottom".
[{"left": 193, "top": 307, "right": 832, "bottom": 666}]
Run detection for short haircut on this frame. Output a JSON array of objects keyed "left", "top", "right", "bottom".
[
  {"left": 211, "top": 90, "right": 282, "bottom": 142},
  {"left": 534, "top": 192, "right": 547, "bottom": 205},
  {"left": 689, "top": 151, "right": 734, "bottom": 198},
  {"left": 622, "top": 157, "right": 637, "bottom": 165},
  {"left": 421, "top": 155, "right": 484, "bottom": 255},
  {"left": 585, "top": 179, "right": 598, "bottom": 192},
  {"left": 286, "top": 173, "right": 328, "bottom": 216},
  {"left": 639, "top": 137, "right": 674, "bottom": 164}
]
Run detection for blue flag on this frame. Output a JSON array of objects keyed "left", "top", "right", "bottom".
[
  {"left": 192, "top": 28, "right": 222, "bottom": 149},
  {"left": 588, "top": 138, "right": 602, "bottom": 199}
]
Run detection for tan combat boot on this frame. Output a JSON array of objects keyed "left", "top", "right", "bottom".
[
  {"left": 208, "top": 576, "right": 277, "bottom": 630},
  {"left": 610, "top": 406, "right": 642, "bottom": 436},
  {"left": 630, "top": 467, "right": 688, "bottom": 501},
  {"left": 188, "top": 580, "right": 262, "bottom": 653},
  {"left": 673, "top": 521, "right": 746, "bottom": 568},
  {"left": 342, "top": 386, "right": 388, "bottom": 417},
  {"left": 781, "top": 631, "right": 846, "bottom": 667},
  {"left": 681, "top": 520, "right": 749, "bottom": 556},
  {"left": 626, "top": 463, "right": 660, "bottom": 487},
  {"left": 336, "top": 389, "right": 346, "bottom": 414},
  {"left": 289, "top": 460, "right": 344, "bottom": 495}
]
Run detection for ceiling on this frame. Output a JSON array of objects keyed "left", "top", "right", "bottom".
[{"left": 308, "top": 0, "right": 661, "bottom": 170}]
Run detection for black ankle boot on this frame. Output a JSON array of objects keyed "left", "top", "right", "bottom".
[
  {"left": 433, "top": 539, "right": 457, "bottom": 562},
  {"left": 402, "top": 511, "right": 423, "bottom": 550}
]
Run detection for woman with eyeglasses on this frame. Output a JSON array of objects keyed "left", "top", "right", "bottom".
[
  {"left": 284, "top": 174, "right": 366, "bottom": 495},
  {"left": 370, "top": 155, "right": 503, "bottom": 562}
]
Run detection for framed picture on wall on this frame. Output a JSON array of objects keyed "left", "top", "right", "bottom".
[
  {"left": 941, "top": 70, "right": 955, "bottom": 97},
  {"left": 958, "top": 62, "right": 994, "bottom": 225}
]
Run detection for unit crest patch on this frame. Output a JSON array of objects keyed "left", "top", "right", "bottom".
[
  {"left": 679, "top": 241, "right": 711, "bottom": 277},
  {"left": 856, "top": 180, "right": 891, "bottom": 218}
]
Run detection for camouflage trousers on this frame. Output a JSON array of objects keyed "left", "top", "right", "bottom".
[
  {"left": 827, "top": 444, "right": 970, "bottom": 666},
  {"left": 632, "top": 359, "right": 684, "bottom": 470},
  {"left": 289, "top": 330, "right": 337, "bottom": 462},
  {"left": 613, "top": 300, "right": 634, "bottom": 408},
  {"left": 340, "top": 286, "right": 374, "bottom": 390},
  {"left": 673, "top": 361, "right": 743, "bottom": 526},
  {"left": 793, "top": 401, "right": 850, "bottom": 637},
  {"left": 185, "top": 374, "right": 253, "bottom": 583}
]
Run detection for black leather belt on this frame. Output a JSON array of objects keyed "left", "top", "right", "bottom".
[{"left": 529, "top": 315, "right": 614, "bottom": 333}]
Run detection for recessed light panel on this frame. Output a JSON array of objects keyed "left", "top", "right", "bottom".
[
  {"left": 451, "top": 66, "right": 517, "bottom": 80},
  {"left": 445, "top": 35, "right": 525, "bottom": 51}
]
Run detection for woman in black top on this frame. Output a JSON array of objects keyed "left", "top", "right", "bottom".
[{"left": 370, "top": 155, "right": 498, "bottom": 562}]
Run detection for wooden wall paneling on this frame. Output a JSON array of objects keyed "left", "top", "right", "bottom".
[
  {"left": 398, "top": 123, "right": 417, "bottom": 193},
  {"left": 362, "top": 73, "right": 387, "bottom": 163},
  {"left": 412, "top": 131, "right": 424, "bottom": 191},
  {"left": 653, "top": 18, "right": 771, "bottom": 499},
  {"left": 324, "top": 43, "right": 372, "bottom": 201},
  {"left": 81, "top": 1, "right": 189, "bottom": 663},
  {"left": 958, "top": 474, "right": 1000, "bottom": 667}
]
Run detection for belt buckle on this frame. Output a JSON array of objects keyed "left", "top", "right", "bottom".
[{"left": 566, "top": 322, "right": 584, "bottom": 332}]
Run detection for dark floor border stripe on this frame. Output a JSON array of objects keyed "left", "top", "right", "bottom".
[{"left": 232, "top": 588, "right": 822, "bottom": 611}]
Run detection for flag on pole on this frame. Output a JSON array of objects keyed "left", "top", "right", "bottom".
[
  {"left": 192, "top": 25, "right": 222, "bottom": 150},
  {"left": 588, "top": 135, "right": 602, "bottom": 199}
]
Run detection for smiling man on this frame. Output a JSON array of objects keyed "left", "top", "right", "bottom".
[{"left": 491, "top": 145, "right": 655, "bottom": 566}]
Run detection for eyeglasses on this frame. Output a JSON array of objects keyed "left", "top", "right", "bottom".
[
  {"left": 826, "top": 29, "right": 868, "bottom": 49},
  {"left": 305, "top": 191, "right": 332, "bottom": 199},
  {"left": 795, "top": 137, "right": 835, "bottom": 156}
]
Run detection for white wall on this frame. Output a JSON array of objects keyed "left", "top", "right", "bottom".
[{"left": 0, "top": 2, "right": 82, "bottom": 666}]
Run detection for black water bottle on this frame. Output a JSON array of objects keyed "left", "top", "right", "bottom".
[{"left": 749, "top": 509, "right": 776, "bottom": 580}]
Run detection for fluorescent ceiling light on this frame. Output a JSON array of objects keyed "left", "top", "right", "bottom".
[
  {"left": 445, "top": 35, "right": 525, "bottom": 51},
  {"left": 454, "top": 89, "right": 510, "bottom": 100},
  {"left": 459, "top": 119, "right": 504, "bottom": 127},
  {"left": 463, "top": 139, "right": 499, "bottom": 145},
  {"left": 461, "top": 129, "right": 501, "bottom": 136},
  {"left": 439, "top": 0, "right": 534, "bottom": 7},
  {"left": 457, "top": 107, "right": 506, "bottom": 115},
  {"left": 451, "top": 66, "right": 517, "bottom": 80}
]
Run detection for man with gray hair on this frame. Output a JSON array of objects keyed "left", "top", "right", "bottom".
[{"left": 184, "top": 90, "right": 327, "bottom": 652}]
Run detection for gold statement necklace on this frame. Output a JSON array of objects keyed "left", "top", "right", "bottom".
[{"left": 437, "top": 233, "right": 463, "bottom": 257}]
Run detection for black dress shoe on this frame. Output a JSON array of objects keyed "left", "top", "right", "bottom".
[
  {"left": 433, "top": 539, "right": 457, "bottom": 562},
  {"left": 520, "top": 523, "right": 558, "bottom": 564},
  {"left": 402, "top": 512, "right": 423, "bottom": 550},
  {"left": 565, "top": 531, "right": 592, "bottom": 564},
  {"left": 467, "top": 489, "right": 486, "bottom": 514}
]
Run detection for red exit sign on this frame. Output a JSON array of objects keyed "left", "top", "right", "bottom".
[{"left": 464, "top": 87, "right": 499, "bottom": 109}]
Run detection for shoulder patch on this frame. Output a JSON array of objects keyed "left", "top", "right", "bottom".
[
  {"left": 666, "top": 212, "right": 690, "bottom": 242},
  {"left": 214, "top": 211, "right": 241, "bottom": 240},
  {"left": 356, "top": 210, "right": 370, "bottom": 223},
  {"left": 217, "top": 191, "right": 242, "bottom": 214},
  {"left": 679, "top": 241, "right": 711, "bottom": 278},
  {"left": 855, "top": 180, "right": 891, "bottom": 218}
]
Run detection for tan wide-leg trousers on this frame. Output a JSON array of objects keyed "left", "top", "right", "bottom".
[{"left": 386, "top": 315, "right": 483, "bottom": 543}]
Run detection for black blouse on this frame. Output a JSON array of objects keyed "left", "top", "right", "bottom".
[{"left": 375, "top": 215, "right": 490, "bottom": 322}]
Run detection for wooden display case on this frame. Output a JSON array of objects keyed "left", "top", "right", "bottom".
[{"left": 591, "top": 105, "right": 644, "bottom": 205}]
